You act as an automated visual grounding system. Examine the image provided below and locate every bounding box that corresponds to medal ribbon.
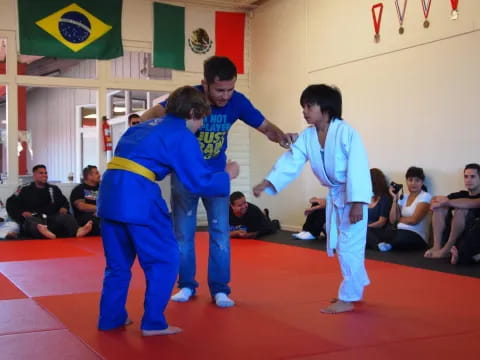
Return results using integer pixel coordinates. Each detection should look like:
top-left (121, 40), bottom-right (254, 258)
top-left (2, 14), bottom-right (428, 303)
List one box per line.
top-left (450, 0), bottom-right (458, 10)
top-left (372, 3), bottom-right (384, 35)
top-left (395, 0), bottom-right (407, 26)
top-left (421, 0), bottom-right (432, 20)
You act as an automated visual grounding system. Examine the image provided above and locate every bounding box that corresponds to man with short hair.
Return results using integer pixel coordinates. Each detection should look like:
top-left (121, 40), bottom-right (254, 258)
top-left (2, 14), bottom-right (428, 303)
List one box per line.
top-left (8, 164), bottom-right (92, 239)
top-left (70, 165), bottom-right (101, 236)
top-left (425, 163), bottom-right (480, 259)
top-left (128, 113), bottom-right (141, 126)
top-left (141, 56), bottom-right (295, 307)
top-left (229, 191), bottom-right (278, 239)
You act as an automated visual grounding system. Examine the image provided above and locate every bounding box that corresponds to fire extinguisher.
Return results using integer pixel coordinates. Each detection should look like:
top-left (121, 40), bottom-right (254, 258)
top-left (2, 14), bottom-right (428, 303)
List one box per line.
top-left (102, 116), bottom-right (113, 152)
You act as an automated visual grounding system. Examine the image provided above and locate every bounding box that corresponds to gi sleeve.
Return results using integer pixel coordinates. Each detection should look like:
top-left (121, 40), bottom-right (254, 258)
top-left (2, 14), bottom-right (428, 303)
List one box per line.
top-left (264, 133), bottom-right (309, 195)
top-left (170, 131), bottom-right (230, 197)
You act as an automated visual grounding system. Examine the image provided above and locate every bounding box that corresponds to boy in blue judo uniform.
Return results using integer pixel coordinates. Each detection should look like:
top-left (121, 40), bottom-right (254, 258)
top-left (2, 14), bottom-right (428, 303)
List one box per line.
top-left (97, 86), bottom-right (239, 336)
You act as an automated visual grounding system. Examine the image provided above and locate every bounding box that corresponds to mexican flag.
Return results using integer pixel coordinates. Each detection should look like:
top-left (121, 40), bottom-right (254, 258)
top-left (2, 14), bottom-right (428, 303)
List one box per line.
top-left (18, 0), bottom-right (123, 59)
top-left (153, 2), bottom-right (246, 73)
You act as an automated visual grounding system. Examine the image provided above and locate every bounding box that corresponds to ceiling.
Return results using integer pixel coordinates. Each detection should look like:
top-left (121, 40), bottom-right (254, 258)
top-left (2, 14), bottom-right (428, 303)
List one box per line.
top-left (187, 0), bottom-right (266, 9)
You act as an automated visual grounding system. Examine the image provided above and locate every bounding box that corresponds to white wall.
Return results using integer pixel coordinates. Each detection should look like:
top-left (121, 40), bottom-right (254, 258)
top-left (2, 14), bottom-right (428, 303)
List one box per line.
top-left (249, 0), bottom-right (480, 230)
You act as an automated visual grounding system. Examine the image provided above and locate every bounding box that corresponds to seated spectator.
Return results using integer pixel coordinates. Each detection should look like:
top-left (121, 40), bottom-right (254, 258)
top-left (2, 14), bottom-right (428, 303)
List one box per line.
top-left (229, 191), bottom-right (278, 238)
top-left (70, 165), bottom-right (101, 236)
top-left (0, 201), bottom-right (20, 239)
top-left (378, 166), bottom-right (431, 251)
top-left (450, 214), bottom-right (480, 265)
top-left (6, 164), bottom-right (92, 239)
top-left (292, 197), bottom-right (326, 240)
top-left (128, 113), bottom-right (141, 126)
top-left (424, 163), bottom-right (480, 259)
top-left (366, 168), bottom-right (393, 250)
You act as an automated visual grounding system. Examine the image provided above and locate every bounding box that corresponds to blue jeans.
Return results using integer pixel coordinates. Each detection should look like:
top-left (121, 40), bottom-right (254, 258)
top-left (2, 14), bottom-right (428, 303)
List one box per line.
top-left (171, 173), bottom-right (231, 296)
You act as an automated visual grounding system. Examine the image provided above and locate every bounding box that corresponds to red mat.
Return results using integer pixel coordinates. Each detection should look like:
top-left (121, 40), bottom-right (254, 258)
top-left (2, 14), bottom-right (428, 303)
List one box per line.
top-left (2, 233), bottom-right (480, 359)
top-left (0, 329), bottom-right (101, 360)
top-left (0, 274), bottom-right (27, 300)
top-left (0, 298), bottom-right (64, 336)
top-left (36, 291), bottom-right (344, 360)
top-left (0, 255), bottom-right (145, 298)
top-left (0, 238), bottom-right (94, 261)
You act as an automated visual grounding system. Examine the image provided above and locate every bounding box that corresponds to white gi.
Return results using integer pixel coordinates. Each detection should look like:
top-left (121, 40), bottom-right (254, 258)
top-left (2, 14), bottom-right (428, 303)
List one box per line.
top-left (265, 118), bottom-right (372, 301)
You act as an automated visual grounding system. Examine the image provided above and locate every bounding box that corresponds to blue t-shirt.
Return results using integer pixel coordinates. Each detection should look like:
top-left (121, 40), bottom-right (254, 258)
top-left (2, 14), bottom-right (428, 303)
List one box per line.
top-left (162, 85), bottom-right (264, 171)
top-left (368, 194), bottom-right (392, 225)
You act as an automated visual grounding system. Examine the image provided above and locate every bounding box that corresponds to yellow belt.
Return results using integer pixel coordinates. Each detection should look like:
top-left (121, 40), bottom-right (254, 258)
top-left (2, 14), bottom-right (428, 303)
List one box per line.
top-left (107, 156), bottom-right (156, 182)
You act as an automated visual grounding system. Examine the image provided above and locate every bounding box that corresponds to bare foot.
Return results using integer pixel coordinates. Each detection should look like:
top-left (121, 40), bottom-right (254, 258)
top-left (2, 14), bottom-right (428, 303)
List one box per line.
top-left (5, 232), bottom-right (18, 239)
top-left (76, 220), bottom-right (93, 237)
top-left (450, 246), bottom-right (459, 265)
top-left (142, 326), bottom-right (182, 336)
top-left (429, 248), bottom-right (451, 259)
top-left (321, 300), bottom-right (354, 314)
top-left (37, 224), bottom-right (56, 239)
top-left (424, 247), bottom-right (440, 258)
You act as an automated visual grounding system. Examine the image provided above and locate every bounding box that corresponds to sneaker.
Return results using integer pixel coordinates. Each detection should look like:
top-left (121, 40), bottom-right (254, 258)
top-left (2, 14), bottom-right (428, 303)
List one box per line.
top-left (295, 231), bottom-right (315, 240)
top-left (378, 242), bottom-right (392, 252)
top-left (292, 231), bottom-right (307, 239)
top-left (214, 292), bottom-right (235, 308)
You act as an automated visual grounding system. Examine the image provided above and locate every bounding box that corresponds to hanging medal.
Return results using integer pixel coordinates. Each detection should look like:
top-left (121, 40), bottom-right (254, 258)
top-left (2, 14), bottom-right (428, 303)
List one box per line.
top-left (421, 0), bottom-right (432, 28)
top-left (372, 3), bottom-right (384, 42)
top-left (395, 0), bottom-right (408, 34)
top-left (450, 0), bottom-right (459, 20)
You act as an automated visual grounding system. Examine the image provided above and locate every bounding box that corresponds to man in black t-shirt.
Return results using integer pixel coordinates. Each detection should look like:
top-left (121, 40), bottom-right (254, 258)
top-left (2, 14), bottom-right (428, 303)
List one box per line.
top-left (70, 165), bottom-right (101, 236)
top-left (7, 164), bottom-right (92, 239)
top-left (425, 163), bottom-right (480, 259)
top-left (229, 191), bottom-right (278, 239)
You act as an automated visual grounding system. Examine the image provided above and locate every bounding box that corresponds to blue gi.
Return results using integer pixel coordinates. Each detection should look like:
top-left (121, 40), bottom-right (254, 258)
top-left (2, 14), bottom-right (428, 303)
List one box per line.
top-left (97, 115), bottom-right (230, 331)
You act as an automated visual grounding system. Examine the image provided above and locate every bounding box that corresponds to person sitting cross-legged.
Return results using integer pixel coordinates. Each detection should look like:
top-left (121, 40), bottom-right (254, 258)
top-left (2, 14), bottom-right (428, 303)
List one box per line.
top-left (70, 165), bottom-right (101, 236)
top-left (292, 197), bottom-right (326, 240)
top-left (7, 164), bottom-right (92, 239)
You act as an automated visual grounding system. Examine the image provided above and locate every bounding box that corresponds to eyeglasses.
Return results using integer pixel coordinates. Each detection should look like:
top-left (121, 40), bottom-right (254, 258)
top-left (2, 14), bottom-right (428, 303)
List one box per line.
top-left (131, 121), bottom-right (140, 125)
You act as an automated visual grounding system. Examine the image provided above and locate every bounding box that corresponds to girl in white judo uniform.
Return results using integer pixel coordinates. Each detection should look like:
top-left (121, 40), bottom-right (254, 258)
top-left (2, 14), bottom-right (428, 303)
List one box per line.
top-left (254, 84), bottom-right (372, 313)
top-left (97, 86), bottom-right (239, 335)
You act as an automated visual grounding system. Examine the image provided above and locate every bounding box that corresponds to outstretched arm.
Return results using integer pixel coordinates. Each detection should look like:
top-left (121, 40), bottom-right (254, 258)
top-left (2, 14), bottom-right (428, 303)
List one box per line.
top-left (140, 104), bottom-right (166, 122)
top-left (255, 119), bottom-right (298, 149)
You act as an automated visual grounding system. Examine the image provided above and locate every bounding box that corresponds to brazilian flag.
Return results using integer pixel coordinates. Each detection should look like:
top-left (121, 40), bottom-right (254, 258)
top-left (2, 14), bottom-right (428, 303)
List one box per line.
top-left (18, 0), bottom-right (123, 59)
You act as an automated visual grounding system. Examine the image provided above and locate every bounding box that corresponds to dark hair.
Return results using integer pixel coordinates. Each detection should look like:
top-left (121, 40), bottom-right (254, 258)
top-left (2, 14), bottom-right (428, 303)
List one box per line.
top-left (82, 165), bottom-right (97, 180)
top-left (230, 191), bottom-right (245, 204)
top-left (204, 56), bottom-right (237, 84)
top-left (405, 166), bottom-right (428, 192)
top-left (32, 164), bottom-right (46, 173)
top-left (464, 163), bottom-right (480, 176)
top-left (165, 86), bottom-right (211, 119)
top-left (370, 168), bottom-right (389, 198)
top-left (300, 84), bottom-right (342, 121)
top-left (128, 113), bottom-right (140, 124)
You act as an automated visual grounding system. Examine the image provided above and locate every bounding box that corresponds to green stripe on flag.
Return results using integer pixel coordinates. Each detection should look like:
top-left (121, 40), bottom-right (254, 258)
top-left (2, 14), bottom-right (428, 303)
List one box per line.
top-left (153, 2), bottom-right (185, 70)
top-left (18, 0), bottom-right (123, 60)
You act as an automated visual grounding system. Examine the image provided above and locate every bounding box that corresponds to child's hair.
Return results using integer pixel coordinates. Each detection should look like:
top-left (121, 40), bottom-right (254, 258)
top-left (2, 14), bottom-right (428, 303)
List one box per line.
top-left (300, 84), bottom-right (342, 120)
top-left (166, 86), bottom-right (211, 119)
